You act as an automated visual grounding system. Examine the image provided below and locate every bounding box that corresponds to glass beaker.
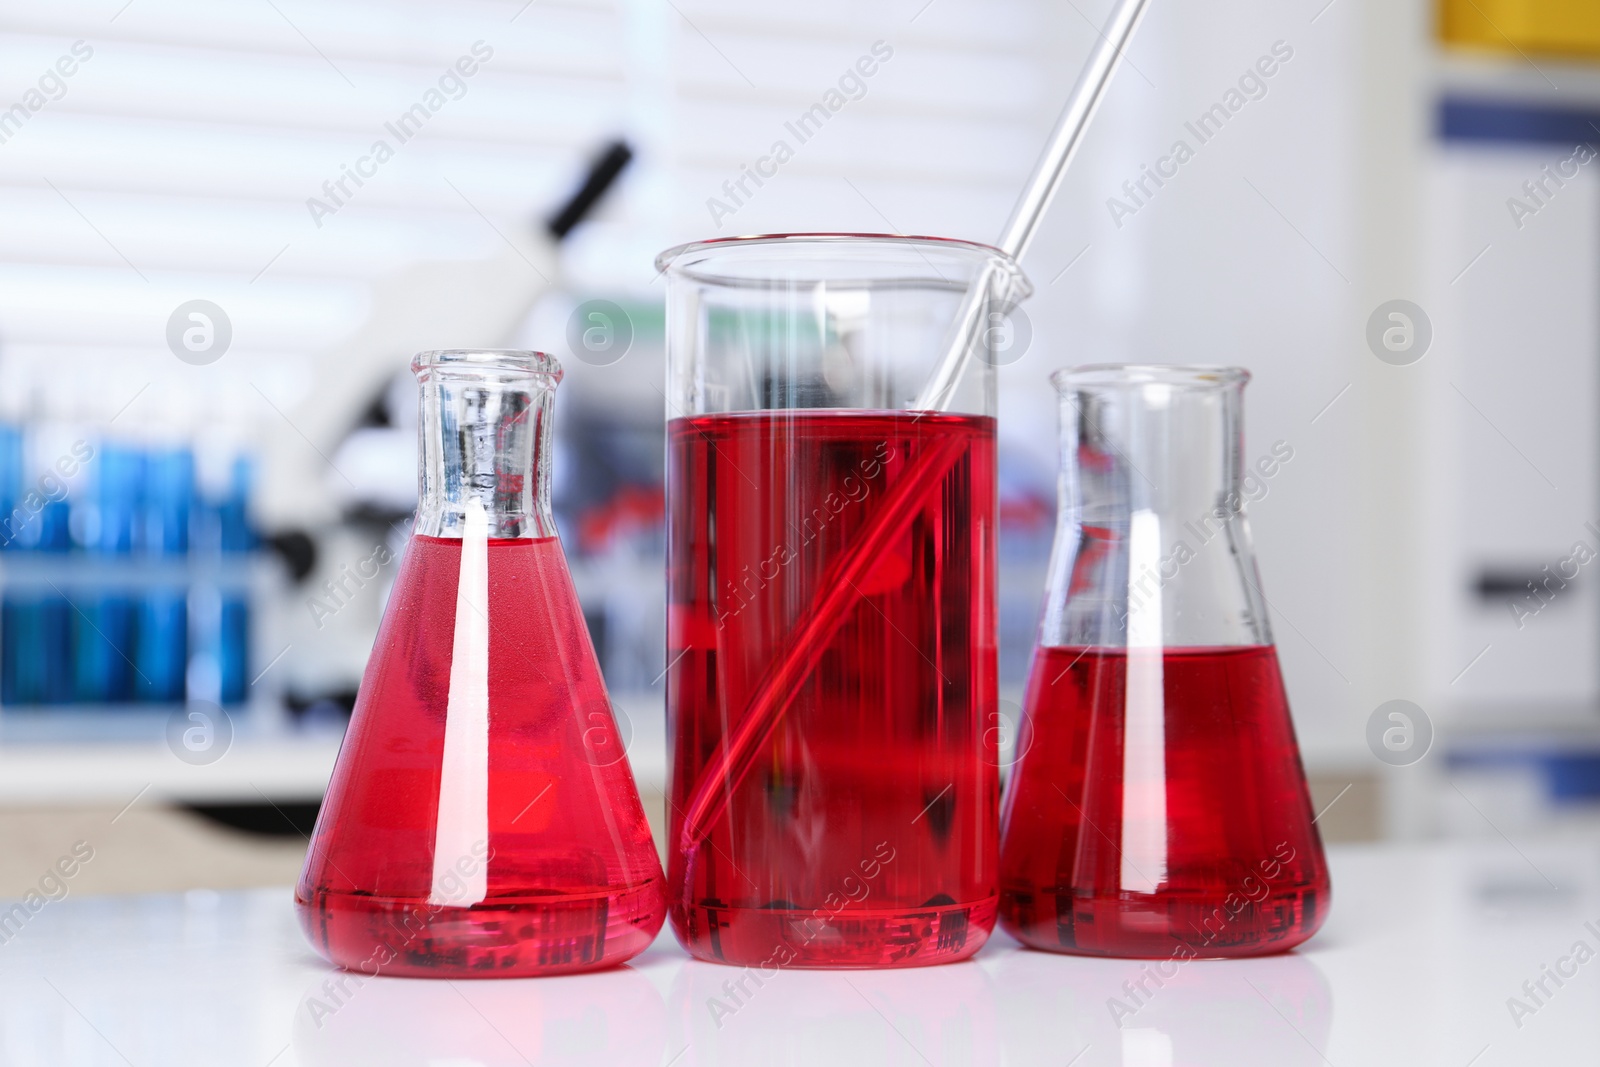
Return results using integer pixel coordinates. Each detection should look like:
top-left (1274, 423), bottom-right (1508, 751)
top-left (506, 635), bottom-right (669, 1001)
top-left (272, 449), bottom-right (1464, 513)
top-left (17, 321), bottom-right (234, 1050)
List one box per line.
top-left (657, 234), bottom-right (1029, 968)
top-left (999, 365), bottom-right (1330, 958)
top-left (296, 350), bottom-right (666, 978)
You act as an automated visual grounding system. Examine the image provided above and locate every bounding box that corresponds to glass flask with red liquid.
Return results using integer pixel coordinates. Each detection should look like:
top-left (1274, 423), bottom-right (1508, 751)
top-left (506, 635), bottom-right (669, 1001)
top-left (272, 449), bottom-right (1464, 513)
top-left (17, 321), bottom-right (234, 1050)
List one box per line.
top-left (999, 364), bottom-right (1330, 959)
top-left (657, 235), bottom-right (1029, 968)
top-left (295, 349), bottom-right (666, 978)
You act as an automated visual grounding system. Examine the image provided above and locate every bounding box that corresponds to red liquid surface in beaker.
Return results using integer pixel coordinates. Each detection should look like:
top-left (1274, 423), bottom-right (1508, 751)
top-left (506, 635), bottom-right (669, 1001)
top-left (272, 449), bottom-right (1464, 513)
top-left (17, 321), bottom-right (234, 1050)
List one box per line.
top-left (667, 411), bottom-right (998, 968)
top-left (999, 645), bottom-right (1329, 958)
top-left (296, 535), bottom-right (666, 978)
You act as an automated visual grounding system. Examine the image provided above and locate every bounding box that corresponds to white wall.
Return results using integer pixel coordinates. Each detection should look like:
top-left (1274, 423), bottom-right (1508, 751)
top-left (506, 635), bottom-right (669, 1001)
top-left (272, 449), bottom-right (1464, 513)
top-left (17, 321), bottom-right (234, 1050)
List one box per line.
top-left (998, 0), bottom-right (1371, 758)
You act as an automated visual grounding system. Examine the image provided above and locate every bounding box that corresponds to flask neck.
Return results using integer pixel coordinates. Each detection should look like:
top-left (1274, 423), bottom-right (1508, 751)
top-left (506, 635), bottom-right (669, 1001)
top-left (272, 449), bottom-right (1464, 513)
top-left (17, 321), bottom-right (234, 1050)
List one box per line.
top-left (414, 357), bottom-right (559, 540)
top-left (1059, 376), bottom-right (1244, 526)
top-left (1044, 366), bottom-right (1271, 649)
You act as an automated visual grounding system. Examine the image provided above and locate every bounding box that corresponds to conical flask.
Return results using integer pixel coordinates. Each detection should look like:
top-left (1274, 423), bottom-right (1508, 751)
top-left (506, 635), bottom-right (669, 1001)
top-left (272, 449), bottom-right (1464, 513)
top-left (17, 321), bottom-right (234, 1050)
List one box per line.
top-left (296, 349), bottom-right (666, 977)
top-left (999, 365), bottom-right (1329, 958)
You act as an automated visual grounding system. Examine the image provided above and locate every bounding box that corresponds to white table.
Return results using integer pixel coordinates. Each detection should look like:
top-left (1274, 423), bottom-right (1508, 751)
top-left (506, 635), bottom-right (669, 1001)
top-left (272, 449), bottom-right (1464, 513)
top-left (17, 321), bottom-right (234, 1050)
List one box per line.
top-left (0, 839), bottom-right (1592, 1065)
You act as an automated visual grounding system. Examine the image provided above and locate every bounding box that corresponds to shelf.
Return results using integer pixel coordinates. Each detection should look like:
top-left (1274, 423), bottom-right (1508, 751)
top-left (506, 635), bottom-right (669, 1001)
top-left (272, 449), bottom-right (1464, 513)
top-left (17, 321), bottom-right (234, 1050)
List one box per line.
top-left (0, 735), bottom-right (342, 806)
top-left (0, 692), bottom-right (671, 807)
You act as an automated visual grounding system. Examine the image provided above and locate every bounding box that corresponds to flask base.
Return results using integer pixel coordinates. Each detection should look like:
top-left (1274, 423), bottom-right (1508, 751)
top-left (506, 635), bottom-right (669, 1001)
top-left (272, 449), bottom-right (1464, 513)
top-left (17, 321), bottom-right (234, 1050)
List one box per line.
top-left (672, 897), bottom-right (997, 969)
top-left (999, 882), bottom-right (1327, 959)
top-left (296, 880), bottom-right (665, 978)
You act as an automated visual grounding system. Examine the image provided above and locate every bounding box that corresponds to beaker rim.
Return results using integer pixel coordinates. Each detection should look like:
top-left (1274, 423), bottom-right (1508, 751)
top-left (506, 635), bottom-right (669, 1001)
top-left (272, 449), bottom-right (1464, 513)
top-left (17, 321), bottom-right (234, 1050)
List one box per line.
top-left (1052, 364), bottom-right (1250, 390)
top-left (413, 349), bottom-right (564, 382)
top-left (654, 233), bottom-right (1032, 297)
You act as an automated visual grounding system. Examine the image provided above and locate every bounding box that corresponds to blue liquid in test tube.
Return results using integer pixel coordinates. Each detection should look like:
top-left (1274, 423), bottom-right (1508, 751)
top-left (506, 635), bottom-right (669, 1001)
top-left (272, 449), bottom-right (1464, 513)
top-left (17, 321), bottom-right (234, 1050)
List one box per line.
top-left (134, 446), bottom-right (192, 704)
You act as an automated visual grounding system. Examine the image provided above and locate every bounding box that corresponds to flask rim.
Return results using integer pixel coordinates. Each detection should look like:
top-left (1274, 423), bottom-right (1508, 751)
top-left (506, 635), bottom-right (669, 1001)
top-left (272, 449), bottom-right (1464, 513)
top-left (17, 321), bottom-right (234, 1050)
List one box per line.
top-left (413, 349), bottom-right (564, 383)
top-left (1053, 364), bottom-right (1249, 390)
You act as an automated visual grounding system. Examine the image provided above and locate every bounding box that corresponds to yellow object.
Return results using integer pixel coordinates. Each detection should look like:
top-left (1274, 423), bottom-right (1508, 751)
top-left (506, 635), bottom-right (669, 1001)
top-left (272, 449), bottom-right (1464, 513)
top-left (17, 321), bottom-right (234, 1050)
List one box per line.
top-left (1440, 0), bottom-right (1600, 58)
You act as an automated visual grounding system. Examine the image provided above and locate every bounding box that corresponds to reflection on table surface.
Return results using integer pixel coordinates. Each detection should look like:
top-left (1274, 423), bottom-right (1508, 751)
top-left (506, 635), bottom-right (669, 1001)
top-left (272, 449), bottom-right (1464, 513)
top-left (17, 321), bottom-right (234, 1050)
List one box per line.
top-left (0, 840), bottom-right (1594, 1065)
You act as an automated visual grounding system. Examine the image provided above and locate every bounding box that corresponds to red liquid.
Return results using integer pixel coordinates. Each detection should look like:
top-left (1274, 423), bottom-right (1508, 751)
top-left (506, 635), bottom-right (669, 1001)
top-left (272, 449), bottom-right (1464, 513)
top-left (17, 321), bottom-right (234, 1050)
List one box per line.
top-left (667, 410), bottom-right (998, 968)
top-left (296, 535), bottom-right (666, 977)
top-left (999, 645), bottom-right (1329, 958)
